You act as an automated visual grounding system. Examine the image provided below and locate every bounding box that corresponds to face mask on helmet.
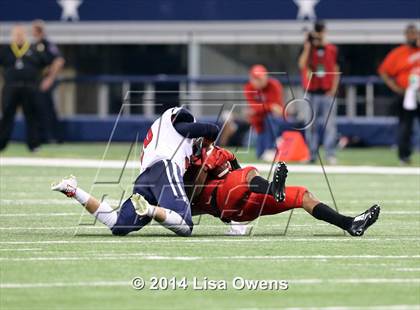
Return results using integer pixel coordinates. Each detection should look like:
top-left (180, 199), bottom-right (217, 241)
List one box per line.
top-left (192, 137), bottom-right (204, 157)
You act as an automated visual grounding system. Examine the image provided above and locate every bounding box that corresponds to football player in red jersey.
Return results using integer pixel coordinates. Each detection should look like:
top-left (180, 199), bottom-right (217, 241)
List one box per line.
top-left (184, 138), bottom-right (380, 237)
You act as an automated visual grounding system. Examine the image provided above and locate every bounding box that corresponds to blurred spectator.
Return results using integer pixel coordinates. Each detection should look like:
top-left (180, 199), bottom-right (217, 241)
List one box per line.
top-left (218, 110), bottom-right (250, 147)
top-left (298, 21), bottom-right (340, 164)
top-left (0, 25), bottom-right (52, 152)
top-left (32, 19), bottom-right (65, 143)
top-left (243, 64), bottom-right (284, 159)
top-left (378, 24), bottom-right (420, 165)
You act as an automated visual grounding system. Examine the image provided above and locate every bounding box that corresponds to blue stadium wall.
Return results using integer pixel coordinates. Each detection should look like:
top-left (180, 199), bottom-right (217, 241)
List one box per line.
top-left (0, 0), bottom-right (418, 21)
top-left (11, 117), bottom-right (402, 146)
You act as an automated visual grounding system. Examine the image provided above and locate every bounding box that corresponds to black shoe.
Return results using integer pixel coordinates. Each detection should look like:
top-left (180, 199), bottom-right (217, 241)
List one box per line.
top-left (271, 162), bottom-right (288, 203)
top-left (347, 204), bottom-right (381, 236)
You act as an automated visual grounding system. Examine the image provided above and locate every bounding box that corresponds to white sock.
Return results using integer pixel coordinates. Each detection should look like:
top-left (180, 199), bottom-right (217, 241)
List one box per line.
top-left (146, 205), bottom-right (156, 218)
top-left (159, 209), bottom-right (191, 237)
top-left (74, 188), bottom-right (90, 205)
top-left (226, 221), bottom-right (248, 236)
top-left (93, 201), bottom-right (118, 229)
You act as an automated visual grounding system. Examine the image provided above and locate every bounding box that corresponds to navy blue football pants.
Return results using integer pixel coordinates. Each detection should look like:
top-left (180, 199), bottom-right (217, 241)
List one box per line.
top-left (111, 160), bottom-right (193, 236)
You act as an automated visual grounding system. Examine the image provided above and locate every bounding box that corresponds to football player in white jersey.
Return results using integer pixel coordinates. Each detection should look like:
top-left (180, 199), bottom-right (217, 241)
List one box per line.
top-left (52, 107), bottom-right (219, 236)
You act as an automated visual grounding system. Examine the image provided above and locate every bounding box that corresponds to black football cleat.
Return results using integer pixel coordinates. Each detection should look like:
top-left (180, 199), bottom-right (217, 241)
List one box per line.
top-left (271, 162), bottom-right (288, 203)
top-left (347, 204), bottom-right (381, 236)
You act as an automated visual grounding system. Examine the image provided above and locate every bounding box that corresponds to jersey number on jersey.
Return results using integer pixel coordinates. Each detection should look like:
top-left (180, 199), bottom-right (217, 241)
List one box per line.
top-left (140, 129), bottom-right (154, 164)
top-left (143, 129), bottom-right (153, 148)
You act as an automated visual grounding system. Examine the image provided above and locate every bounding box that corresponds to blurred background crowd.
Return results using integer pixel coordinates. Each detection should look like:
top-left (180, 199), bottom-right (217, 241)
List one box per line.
top-left (0, 0), bottom-right (419, 164)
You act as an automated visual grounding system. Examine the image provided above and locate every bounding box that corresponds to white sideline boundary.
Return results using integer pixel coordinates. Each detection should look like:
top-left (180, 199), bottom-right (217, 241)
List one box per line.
top-left (1, 279), bottom-right (419, 289)
top-left (1, 157), bottom-right (419, 175)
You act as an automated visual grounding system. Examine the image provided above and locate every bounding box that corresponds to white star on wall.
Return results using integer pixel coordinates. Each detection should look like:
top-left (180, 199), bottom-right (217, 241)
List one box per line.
top-left (293, 0), bottom-right (320, 20)
top-left (57, 0), bottom-right (83, 21)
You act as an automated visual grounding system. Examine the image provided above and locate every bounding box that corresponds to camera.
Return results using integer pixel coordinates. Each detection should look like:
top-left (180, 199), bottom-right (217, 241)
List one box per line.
top-left (314, 20), bottom-right (325, 33)
top-left (306, 21), bottom-right (325, 45)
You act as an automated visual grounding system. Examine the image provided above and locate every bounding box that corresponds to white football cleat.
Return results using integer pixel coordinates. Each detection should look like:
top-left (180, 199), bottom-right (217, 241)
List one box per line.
top-left (226, 221), bottom-right (249, 236)
top-left (131, 193), bottom-right (150, 217)
top-left (51, 175), bottom-right (78, 198)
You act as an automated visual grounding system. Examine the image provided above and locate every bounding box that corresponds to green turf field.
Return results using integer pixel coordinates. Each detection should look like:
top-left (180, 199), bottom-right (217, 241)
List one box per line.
top-left (0, 143), bottom-right (419, 310)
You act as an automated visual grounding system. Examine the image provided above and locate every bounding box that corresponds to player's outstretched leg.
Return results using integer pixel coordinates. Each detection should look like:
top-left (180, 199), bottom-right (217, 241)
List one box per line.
top-left (346, 205), bottom-right (380, 236)
top-left (130, 193), bottom-right (191, 237)
top-left (51, 175), bottom-right (117, 229)
top-left (247, 162), bottom-right (288, 203)
top-left (302, 191), bottom-right (380, 236)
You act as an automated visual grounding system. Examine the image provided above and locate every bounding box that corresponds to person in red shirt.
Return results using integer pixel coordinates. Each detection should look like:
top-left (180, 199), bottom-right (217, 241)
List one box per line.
top-left (298, 21), bottom-right (340, 164)
top-left (378, 24), bottom-right (420, 164)
top-left (243, 64), bottom-right (284, 159)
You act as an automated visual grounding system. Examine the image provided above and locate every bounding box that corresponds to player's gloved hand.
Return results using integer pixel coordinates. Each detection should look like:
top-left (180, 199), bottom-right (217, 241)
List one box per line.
top-left (204, 146), bottom-right (235, 171)
top-left (216, 147), bottom-right (235, 162)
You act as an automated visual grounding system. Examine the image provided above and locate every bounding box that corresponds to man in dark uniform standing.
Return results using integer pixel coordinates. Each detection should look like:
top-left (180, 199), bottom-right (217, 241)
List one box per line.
top-left (32, 20), bottom-right (65, 143)
top-left (0, 25), bottom-right (52, 152)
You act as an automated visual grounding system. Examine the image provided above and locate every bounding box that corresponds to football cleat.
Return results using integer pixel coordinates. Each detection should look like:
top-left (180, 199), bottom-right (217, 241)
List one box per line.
top-left (347, 204), bottom-right (381, 236)
top-left (271, 162), bottom-right (288, 203)
top-left (51, 175), bottom-right (78, 198)
top-left (131, 193), bottom-right (150, 217)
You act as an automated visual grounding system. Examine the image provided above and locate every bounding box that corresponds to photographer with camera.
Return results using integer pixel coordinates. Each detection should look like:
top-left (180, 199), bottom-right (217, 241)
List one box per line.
top-left (298, 21), bottom-right (340, 164)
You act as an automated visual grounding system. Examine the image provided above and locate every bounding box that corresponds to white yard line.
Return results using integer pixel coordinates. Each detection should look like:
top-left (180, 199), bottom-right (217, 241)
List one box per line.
top-left (0, 199), bottom-right (81, 205)
top-left (1, 199), bottom-right (420, 206)
top-left (1, 279), bottom-right (419, 289)
top-left (0, 212), bottom-right (81, 217)
top-left (0, 222), bottom-right (389, 229)
top-left (291, 278), bottom-right (420, 284)
top-left (0, 199), bottom-right (121, 206)
top-left (0, 227), bottom-right (109, 230)
top-left (0, 281), bottom-right (129, 288)
top-left (0, 210), bottom-right (418, 217)
top-left (394, 268), bottom-right (420, 272)
top-left (0, 248), bottom-right (41, 252)
top-left (1, 219), bottom-right (420, 231)
top-left (0, 254), bottom-right (419, 262)
top-left (1, 157), bottom-right (419, 175)
top-left (0, 237), bottom-right (419, 245)
top-left (281, 306), bottom-right (420, 310)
